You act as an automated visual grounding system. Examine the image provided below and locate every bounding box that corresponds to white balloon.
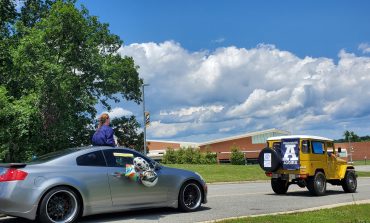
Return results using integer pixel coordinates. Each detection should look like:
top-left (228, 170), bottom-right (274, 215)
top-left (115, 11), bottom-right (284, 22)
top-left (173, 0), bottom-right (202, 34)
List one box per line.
top-left (141, 170), bottom-right (158, 187)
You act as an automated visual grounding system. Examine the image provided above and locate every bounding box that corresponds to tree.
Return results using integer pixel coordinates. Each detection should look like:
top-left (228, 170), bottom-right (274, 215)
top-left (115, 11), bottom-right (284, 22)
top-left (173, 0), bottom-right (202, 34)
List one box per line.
top-left (111, 116), bottom-right (144, 152)
top-left (0, 0), bottom-right (143, 162)
top-left (343, 130), bottom-right (360, 142)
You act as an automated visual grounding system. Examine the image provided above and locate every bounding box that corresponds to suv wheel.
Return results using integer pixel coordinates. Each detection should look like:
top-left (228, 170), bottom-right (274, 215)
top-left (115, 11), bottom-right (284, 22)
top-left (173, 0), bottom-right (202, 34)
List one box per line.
top-left (271, 178), bottom-right (289, 194)
top-left (342, 170), bottom-right (357, 193)
top-left (307, 171), bottom-right (326, 196)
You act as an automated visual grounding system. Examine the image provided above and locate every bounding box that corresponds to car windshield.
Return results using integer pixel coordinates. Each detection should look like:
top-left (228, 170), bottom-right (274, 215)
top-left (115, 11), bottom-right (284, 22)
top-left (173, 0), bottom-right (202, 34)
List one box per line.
top-left (27, 148), bottom-right (80, 164)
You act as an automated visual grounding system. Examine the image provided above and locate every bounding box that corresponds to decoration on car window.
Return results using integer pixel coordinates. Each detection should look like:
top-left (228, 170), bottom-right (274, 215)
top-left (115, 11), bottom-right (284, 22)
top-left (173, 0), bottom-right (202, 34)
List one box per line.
top-left (113, 153), bottom-right (134, 157)
top-left (113, 153), bottom-right (158, 187)
top-left (281, 138), bottom-right (300, 170)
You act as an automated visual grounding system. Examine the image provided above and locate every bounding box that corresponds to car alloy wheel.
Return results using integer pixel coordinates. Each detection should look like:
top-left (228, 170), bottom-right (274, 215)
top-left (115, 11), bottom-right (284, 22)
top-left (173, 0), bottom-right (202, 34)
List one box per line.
top-left (39, 187), bottom-right (80, 223)
top-left (46, 190), bottom-right (78, 223)
top-left (179, 182), bottom-right (202, 211)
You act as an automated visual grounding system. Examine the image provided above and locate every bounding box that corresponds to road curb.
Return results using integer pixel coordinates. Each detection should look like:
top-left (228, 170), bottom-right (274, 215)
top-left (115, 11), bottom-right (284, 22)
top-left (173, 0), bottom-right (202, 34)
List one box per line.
top-left (208, 176), bottom-right (370, 185)
top-left (199, 199), bottom-right (370, 223)
top-left (208, 180), bottom-right (269, 185)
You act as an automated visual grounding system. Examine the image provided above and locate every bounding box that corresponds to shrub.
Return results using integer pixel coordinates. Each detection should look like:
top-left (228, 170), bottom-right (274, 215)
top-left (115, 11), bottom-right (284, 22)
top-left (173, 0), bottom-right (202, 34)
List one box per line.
top-left (161, 146), bottom-right (217, 164)
top-left (184, 147), bottom-right (196, 163)
top-left (162, 147), bottom-right (176, 164)
top-left (230, 145), bottom-right (245, 165)
top-left (176, 147), bottom-right (185, 164)
top-left (204, 150), bottom-right (217, 164)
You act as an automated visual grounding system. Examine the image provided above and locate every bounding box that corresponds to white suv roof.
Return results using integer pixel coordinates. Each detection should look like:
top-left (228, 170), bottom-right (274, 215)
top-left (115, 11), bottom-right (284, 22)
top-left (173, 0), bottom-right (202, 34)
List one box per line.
top-left (267, 135), bottom-right (333, 142)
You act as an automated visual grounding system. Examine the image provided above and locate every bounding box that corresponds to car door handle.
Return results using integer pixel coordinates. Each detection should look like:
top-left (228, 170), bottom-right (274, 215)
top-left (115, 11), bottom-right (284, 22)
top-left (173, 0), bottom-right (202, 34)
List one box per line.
top-left (111, 172), bottom-right (123, 178)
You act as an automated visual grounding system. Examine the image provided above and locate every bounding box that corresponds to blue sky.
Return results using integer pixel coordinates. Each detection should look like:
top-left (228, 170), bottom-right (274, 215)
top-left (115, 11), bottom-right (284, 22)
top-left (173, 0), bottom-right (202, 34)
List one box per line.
top-left (77, 0), bottom-right (370, 141)
top-left (78, 0), bottom-right (370, 59)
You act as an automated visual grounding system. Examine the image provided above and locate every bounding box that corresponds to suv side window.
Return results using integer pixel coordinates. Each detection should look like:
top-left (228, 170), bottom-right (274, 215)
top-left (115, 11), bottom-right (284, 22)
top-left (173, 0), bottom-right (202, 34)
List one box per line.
top-left (301, 140), bottom-right (310, 153)
top-left (273, 142), bottom-right (281, 150)
top-left (312, 141), bottom-right (325, 154)
top-left (76, 150), bottom-right (106, 167)
top-left (326, 142), bottom-right (334, 156)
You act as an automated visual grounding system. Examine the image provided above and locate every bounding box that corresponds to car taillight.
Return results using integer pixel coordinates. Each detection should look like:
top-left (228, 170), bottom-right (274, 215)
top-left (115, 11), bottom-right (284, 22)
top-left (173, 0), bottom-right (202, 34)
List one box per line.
top-left (0, 168), bottom-right (28, 182)
top-left (265, 172), bottom-right (272, 177)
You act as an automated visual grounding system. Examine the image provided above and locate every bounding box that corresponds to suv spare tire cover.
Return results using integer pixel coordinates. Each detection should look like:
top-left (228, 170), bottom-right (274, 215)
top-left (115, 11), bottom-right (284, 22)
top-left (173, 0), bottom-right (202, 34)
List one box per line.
top-left (258, 147), bottom-right (282, 172)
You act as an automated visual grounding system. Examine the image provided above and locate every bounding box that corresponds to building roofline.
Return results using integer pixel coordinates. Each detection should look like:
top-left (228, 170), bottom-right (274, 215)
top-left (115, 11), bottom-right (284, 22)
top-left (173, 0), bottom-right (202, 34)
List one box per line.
top-left (198, 128), bottom-right (290, 146)
top-left (268, 135), bottom-right (333, 141)
top-left (147, 139), bottom-right (200, 146)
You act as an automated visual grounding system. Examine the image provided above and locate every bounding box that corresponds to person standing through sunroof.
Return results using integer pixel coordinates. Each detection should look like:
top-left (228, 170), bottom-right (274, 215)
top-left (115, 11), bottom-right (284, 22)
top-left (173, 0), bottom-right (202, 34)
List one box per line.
top-left (92, 113), bottom-right (115, 147)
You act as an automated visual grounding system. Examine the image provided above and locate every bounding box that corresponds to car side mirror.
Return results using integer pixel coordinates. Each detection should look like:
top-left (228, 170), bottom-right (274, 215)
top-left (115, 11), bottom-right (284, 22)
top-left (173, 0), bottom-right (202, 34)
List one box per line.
top-left (338, 147), bottom-right (342, 153)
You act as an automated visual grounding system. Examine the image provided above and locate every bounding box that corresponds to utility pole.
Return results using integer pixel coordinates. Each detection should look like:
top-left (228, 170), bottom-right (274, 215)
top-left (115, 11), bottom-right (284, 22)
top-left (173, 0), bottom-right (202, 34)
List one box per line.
top-left (348, 131), bottom-right (353, 164)
top-left (142, 84), bottom-right (149, 155)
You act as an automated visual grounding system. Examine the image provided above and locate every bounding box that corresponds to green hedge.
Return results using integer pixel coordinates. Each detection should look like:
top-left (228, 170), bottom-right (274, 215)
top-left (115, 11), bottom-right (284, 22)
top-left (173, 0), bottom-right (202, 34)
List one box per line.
top-left (162, 147), bottom-right (217, 164)
top-left (230, 145), bottom-right (245, 165)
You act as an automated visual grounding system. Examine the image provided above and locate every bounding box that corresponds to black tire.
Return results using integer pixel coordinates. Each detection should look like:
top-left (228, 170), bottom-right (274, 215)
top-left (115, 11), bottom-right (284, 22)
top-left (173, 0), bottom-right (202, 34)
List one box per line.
top-left (38, 186), bottom-right (81, 223)
top-left (271, 178), bottom-right (289, 194)
top-left (307, 172), bottom-right (327, 196)
top-left (258, 147), bottom-right (282, 172)
top-left (178, 182), bottom-right (203, 212)
top-left (342, 170), bottom-right (357, 193)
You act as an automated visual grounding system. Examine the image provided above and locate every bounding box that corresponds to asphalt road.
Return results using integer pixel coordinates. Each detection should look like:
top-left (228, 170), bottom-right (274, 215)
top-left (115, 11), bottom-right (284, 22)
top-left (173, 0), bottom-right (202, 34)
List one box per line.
top-left (355, 165), bottom-right (370, 172)
top-left (1, 178), bottom-right (370, 223)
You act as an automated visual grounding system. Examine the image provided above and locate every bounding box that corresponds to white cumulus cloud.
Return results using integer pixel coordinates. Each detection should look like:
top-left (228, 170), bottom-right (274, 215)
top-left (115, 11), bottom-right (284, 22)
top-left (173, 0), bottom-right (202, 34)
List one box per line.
top-left (101, 107), bottom-right (133, 119)
top-left (119, 41), bottom-right (370, 140)
top-left (160, 105), bottom-right (224, 117)
top-left (359, 43), bottom-right (370, 54)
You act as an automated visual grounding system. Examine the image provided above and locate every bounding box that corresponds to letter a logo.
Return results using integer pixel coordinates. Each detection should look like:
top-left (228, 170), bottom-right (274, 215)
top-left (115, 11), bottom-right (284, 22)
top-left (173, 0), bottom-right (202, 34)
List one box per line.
top-left (283, 145), bottom-right (298, 161)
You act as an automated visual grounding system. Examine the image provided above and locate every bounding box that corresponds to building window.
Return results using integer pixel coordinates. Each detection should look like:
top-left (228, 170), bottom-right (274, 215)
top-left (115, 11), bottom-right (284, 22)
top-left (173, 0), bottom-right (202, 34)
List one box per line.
top-left (252, 132), bottom-right (288, 144)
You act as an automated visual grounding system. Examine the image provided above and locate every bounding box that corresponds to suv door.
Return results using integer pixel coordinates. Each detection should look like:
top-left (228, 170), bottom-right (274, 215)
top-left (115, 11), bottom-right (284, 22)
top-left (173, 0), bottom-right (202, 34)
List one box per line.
top-left (311, 141), bottom-right (328, 175)
top-left (103, 148), bottom-right (168, 209)
top-left (326, 142), bottom-right (338, 179)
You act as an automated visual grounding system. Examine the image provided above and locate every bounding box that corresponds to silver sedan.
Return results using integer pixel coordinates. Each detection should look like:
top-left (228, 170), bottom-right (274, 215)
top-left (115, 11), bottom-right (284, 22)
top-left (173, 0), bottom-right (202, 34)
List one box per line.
top-left (0, 146), bottom-right (207, 223)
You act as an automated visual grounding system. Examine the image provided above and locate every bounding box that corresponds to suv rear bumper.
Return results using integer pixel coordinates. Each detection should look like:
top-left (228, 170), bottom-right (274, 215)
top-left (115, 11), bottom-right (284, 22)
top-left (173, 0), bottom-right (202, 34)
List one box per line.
top-left (271, 173), bottom-right (308, 180)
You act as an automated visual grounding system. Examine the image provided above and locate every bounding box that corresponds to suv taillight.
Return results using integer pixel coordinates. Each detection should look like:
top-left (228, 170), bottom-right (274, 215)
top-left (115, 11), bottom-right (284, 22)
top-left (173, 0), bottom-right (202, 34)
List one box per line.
top-left (0, 168), bottom-right (28, 182)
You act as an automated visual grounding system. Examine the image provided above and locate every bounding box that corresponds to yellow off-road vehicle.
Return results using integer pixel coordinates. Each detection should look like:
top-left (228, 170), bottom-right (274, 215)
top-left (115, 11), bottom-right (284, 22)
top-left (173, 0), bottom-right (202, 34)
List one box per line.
top-left (258, 135), bottom-right (357, 196)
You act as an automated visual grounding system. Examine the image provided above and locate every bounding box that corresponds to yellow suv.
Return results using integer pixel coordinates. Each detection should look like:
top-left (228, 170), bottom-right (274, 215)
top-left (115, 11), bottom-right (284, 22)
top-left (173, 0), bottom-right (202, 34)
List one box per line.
top-left (258, 135), bottom-right (357, 196)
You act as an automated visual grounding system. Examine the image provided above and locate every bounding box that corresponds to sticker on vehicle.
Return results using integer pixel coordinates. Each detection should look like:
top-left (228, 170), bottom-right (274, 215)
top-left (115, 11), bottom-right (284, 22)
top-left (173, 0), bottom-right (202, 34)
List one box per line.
top-left (264, 153), bottom-right (272, 168)
top-left (281, 138), bottom-right (300, 170)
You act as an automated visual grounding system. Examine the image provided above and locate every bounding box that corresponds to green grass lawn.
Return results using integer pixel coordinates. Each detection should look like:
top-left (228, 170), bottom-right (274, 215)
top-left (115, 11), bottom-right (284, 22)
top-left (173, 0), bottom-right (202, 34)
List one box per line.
top-left (357, 171), bottom-right (370, 177)
top-left (165, 164), bottom-right (269, 183)
top-left (219, 204), bottom-right (370, 223)
top-left (353, 160), bottom-right (370, 165)
top-left (165, 164), bottom-right (370, 183)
